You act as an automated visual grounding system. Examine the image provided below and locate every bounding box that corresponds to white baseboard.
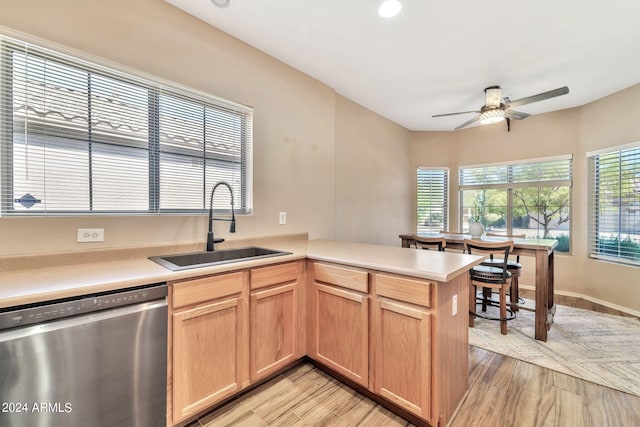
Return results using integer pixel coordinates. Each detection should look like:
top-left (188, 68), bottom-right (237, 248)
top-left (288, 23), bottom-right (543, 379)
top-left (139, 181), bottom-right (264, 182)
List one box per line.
top-left (519, 284), bottom-right (640, 318)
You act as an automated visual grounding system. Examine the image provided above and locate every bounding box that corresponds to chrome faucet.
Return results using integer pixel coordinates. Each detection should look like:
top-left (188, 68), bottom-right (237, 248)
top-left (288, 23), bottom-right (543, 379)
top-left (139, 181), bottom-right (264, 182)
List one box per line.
top-left (207, 181), bottom-right (236, 251)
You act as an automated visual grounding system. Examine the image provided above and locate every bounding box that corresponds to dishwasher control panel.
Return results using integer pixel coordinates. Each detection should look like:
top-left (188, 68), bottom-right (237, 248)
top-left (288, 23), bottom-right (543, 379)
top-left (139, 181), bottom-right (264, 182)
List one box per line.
top-left (0, 283), bottom-right (167, 331)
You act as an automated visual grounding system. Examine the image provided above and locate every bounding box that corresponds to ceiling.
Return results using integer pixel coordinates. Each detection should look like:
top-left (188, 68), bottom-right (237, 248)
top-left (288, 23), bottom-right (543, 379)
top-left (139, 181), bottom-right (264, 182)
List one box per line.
top-left (164, 0), bottom-right (640, 131)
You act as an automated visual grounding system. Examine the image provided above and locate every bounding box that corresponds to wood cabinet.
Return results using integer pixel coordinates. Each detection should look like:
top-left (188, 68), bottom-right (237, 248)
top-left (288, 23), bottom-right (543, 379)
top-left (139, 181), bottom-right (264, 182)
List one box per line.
top-left (249, 261), bottom-right (305, 381)
top-left (170, 271), bottom-right (249, 424)
top-left (167, 254), bottom-right (471, 427)
top-left (372, 273), bottom-right (432, 420)
top-left (308, 261), bottom-right (369, 387)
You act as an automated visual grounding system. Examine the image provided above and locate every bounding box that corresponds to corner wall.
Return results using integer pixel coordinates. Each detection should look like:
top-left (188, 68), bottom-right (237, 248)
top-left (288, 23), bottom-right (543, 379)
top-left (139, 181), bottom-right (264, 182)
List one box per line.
top-left (411, 87), bottom-right (640, 313)
top-left (0, 0), bottom-right (340, 254)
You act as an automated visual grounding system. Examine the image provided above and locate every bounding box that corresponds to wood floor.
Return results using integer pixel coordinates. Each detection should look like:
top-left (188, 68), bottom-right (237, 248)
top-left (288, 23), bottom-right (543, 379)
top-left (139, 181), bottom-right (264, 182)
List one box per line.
top-left (188, 347), bottom-right (640, 427)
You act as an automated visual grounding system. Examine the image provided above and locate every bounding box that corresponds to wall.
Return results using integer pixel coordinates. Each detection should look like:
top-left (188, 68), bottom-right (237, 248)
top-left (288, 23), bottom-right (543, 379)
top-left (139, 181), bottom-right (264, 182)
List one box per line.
top-left (0, 0), bottom-right (413, 257)
top-left (411, 88), bottom-right (640, 313)
top-left (335, 95), bottom-right (412, 246)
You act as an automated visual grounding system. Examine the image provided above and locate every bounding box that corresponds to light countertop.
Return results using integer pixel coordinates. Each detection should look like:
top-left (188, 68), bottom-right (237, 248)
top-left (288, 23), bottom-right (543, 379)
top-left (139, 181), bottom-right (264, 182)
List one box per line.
top-left (0, 238), bottom-right (483, 309)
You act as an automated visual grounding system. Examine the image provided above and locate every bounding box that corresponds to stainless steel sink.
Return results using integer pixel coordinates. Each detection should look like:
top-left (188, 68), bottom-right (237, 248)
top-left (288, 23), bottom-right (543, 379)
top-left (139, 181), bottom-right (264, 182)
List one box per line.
top-left (149, 246), bottom-right (291, 271)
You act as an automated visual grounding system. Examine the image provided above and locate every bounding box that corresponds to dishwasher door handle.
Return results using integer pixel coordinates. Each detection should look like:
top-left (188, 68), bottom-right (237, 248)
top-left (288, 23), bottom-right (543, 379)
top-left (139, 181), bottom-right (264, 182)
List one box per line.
top-left (0, 299), bottom-right (166, 343)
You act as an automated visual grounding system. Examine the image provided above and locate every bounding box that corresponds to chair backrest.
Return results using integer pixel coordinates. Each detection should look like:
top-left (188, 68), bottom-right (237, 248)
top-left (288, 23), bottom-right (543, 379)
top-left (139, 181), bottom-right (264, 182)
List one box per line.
top-left (465, 239), bottom-right (514, 269)
top-left (413, 236), bottom-right (446, 251)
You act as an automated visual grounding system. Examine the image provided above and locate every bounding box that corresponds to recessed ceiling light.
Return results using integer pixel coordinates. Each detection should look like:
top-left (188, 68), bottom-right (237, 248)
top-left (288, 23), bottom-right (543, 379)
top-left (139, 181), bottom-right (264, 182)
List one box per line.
top-left (378, 0), bottom-right (402, 18)
top-left (211, 0), bottom-right (231, 9)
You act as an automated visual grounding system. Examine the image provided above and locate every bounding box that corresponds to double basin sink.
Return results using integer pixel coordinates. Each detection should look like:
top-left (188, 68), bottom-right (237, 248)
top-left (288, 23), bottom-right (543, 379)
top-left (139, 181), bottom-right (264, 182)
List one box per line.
top-left (149, 246), bottom-right (291, 271)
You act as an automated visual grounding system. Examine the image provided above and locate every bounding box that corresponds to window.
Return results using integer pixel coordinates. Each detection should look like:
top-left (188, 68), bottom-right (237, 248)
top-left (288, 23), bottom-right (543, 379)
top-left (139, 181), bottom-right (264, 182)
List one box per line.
top-left (459, 156), bottom-right (572, 252)
top-left (417, 167), bottom-right (448, 233)
top-left (588, 143), bottom-right (640, 266)
top-left (0, 34), bottom-right (252, 215)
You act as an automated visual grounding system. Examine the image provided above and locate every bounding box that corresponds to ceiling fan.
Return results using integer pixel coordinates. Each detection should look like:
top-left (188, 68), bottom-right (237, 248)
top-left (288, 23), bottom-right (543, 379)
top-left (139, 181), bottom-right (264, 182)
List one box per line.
top-left (433, 85), bottom-right (569, 131)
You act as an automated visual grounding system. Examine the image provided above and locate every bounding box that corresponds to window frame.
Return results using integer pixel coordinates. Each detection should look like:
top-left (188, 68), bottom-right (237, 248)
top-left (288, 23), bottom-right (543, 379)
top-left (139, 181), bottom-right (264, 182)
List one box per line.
top-left (458, 156), bottom-right (573, 252)
top-left (587, 142), bottom-right (640, 267)
top-left (0, 33), bottom-right (253, 216)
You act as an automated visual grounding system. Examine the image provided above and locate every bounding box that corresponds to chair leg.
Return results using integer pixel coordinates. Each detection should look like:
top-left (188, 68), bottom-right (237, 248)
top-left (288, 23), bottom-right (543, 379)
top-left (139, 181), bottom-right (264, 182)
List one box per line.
top-left (500, 286), bottom-right (507, 335)
top-left (510, 275), bottom-right (519, 312)
top-left (469, 284), bottom-right (476, 327)
top-left (482, 287), bottom-right (491, 311)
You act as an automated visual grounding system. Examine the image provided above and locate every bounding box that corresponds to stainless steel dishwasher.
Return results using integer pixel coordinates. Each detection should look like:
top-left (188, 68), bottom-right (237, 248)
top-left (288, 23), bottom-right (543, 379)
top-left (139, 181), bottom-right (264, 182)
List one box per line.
top-left (0, 283), bottom-right (167, 427)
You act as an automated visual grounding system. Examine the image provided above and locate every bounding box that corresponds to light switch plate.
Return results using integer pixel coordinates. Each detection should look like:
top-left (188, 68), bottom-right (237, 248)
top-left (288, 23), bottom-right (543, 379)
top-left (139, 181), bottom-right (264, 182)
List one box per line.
top-left (279, 211), bottom-right (286, 225)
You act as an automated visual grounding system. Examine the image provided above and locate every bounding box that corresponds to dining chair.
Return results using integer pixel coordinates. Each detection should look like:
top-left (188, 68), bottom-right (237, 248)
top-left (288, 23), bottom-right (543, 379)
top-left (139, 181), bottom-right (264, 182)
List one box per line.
top-left (465, 239), bottom-right (515, 335)
top-left (484, 233), bottom-right (525, 310)
top-left (412, 236), bottom-right (446, 251)
top-left (438, 230), bottom-right (469, 252)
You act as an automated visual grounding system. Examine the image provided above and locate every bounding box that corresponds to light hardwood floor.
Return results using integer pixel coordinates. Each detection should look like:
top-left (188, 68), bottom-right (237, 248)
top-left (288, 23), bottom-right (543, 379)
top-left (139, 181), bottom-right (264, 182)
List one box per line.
top-left (188, 347), bottom-right (640, 427)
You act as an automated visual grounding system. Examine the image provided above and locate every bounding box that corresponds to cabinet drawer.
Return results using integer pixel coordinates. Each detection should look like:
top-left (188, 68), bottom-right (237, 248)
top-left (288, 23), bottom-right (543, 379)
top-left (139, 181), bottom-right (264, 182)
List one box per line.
top-left (173, 271), bottom-right (244, 309)
top-left (313, 262), bottom-right (368, 293)
top-left (375, 273), bottom-right (431, 307)
top-left (250, 261), bottom-right (298, 290)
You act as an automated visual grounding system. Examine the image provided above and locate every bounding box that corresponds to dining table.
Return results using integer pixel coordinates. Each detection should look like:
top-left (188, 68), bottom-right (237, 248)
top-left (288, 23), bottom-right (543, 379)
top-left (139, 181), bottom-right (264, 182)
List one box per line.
top-left (399, 232), bottom-right (558, 342)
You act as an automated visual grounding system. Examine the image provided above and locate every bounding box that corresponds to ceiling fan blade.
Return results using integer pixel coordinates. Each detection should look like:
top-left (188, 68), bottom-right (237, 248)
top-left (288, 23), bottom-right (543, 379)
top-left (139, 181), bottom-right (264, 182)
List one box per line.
top-left (504, 110), bottom-right (530, 120)
top-left (432, 110), bottom-right (480, 118)
top-left (455, 115), bottom-right (482, 130)
top-left (508, 86), bottom-right (569, 108)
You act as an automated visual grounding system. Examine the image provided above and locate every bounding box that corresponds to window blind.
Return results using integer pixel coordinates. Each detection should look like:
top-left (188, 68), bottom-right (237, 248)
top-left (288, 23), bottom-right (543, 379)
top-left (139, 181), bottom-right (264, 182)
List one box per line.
top-left (0, 34), bottom-right (253, 216)
top-left (417, 167), bottom-right (448, 233)
top-left (459, 156), bottom-right (572, 189)
top-left (588, 144), bottom-right (640, 266)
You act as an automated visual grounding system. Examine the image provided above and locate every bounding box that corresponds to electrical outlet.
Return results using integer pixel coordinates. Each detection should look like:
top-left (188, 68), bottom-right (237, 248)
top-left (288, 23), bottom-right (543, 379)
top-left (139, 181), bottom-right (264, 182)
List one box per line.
top-left (77, 228), bottom-right (104, 243)
top-left (279, 211), bottom-right (286, 225)
top-left (452, 294), bottom-right (458, 316)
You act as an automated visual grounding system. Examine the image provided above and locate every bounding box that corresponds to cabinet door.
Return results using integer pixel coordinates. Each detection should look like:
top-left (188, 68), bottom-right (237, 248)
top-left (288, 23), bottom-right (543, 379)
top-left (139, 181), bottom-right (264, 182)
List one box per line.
top-left (310, 282), bottom-right (368, 387)
top-left (172, 296), bottom-right (245, 422)
top-left (250, 283), bottom-right (298, 381)
top-left (373, 298), bottom-right (431, 420)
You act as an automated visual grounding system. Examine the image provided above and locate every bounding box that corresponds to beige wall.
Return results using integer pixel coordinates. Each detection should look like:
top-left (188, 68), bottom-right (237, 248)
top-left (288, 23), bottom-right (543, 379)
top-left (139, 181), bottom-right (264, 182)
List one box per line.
top-left (0, 0), bottom-right (343, 254)
top-left (0, 0), bottom-right (412, 256)
top-left (411, 87), bottom-right (640, 312)
top-left (335, 95), bottom-right (412, 246)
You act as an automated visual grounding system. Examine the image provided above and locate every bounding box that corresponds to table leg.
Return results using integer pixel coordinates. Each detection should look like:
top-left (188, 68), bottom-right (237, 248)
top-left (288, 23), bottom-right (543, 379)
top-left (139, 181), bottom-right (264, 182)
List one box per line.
top-left (547, 251), bottom-right (555, 331)
top-left (535, 249), bottom-right (553, 341)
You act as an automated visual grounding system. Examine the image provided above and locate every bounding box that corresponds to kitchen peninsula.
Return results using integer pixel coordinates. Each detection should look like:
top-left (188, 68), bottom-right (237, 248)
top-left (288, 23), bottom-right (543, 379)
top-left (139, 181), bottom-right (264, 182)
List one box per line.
top-left (0, 236), bottom-right (483, 427)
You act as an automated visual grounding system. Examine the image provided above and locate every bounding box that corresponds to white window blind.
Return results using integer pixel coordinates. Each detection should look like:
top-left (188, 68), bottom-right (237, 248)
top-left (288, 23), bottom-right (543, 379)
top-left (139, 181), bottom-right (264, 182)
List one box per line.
top-left (588, 144), bottom-right (640, 266)
top-left (417, 167), bottom-right (448, 233)
top-left (0, 34), bottom-right (253, 215)
top-left (459, 156), bottom-right (572, 189)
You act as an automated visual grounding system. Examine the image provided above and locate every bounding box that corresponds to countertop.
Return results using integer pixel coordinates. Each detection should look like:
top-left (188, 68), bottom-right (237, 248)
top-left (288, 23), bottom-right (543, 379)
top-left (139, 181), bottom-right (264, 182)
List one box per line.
top-left (0, 238), bottom-right (483, 309)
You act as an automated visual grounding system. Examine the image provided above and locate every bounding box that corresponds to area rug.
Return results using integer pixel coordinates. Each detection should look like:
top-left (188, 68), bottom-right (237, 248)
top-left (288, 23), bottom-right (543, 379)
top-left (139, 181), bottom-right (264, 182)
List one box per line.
top-left (468, 301), bottom-right (640, 397)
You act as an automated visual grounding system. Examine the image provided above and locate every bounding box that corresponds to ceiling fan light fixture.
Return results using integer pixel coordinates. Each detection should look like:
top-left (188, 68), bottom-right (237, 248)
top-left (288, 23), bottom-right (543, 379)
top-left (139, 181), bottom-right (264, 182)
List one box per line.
top-left (378, 0), bottom-right (402, 18)
top-left (480, 108), bottom-right (505, 124)
top-left (211, 0), bottom-right (231, 9)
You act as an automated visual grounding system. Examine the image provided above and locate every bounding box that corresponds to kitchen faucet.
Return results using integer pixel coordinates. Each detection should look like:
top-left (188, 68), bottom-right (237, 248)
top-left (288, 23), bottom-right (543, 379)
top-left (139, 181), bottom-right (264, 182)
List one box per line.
top-left (207, 181), bottom-right (236, 251)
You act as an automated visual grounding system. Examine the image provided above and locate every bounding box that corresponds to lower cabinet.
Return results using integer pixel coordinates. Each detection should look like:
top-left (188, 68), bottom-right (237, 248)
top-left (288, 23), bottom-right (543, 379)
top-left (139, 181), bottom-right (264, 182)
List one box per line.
top-left (168, 259), bottom-right (468, 427)
top-left (310, 282), bottom-right (369, 386)
top-left (308, 261), bottom-right (369, 387)
top-left (171, 272), bottom-right (248, 423)
top-left (373, 298), bottom-right (431, 420)
top-left (169, 261), bottom-right (304, 425)
top-left (373, 273), bottom-right (433, 421)
top-left (249, 260), bottom-right (303, 381)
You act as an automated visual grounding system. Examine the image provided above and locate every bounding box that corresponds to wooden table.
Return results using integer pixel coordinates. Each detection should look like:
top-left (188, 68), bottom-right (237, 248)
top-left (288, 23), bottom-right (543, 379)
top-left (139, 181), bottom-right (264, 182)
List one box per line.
top-left (400, 233), bottom-right (558, 341)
